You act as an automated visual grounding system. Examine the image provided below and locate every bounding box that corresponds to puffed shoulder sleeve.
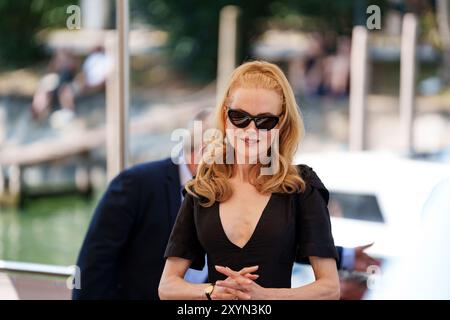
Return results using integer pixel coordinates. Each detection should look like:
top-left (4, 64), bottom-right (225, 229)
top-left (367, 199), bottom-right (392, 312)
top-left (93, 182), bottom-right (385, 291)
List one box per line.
top-left (295, 165), bottom-right (338, 262)
top-left (164, 192), bottom-right (205, 270)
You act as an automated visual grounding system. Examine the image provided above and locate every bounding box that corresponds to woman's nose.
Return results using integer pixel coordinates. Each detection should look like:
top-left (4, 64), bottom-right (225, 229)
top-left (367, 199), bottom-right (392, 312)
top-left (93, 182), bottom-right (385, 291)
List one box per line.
top-left (246, 119), bottom-right (258, 131)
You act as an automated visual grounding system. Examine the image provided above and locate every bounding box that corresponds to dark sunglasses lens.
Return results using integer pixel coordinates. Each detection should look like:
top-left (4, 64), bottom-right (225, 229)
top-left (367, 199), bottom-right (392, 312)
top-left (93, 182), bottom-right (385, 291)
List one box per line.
top-left (228, 110), bottom-right (250, 128)
top-left (255, 117), bottom-right (279, 130)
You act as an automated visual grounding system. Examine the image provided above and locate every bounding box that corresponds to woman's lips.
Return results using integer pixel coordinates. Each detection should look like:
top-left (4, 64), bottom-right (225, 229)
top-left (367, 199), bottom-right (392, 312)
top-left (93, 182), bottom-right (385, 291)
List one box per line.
top-left (241, 137), bottom-right (259, 145)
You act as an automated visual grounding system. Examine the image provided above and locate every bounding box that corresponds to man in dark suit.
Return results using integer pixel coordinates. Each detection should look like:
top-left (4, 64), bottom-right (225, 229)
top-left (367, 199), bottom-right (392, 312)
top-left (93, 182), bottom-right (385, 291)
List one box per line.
top-left (73, 157), bottom-right (185, 299)
top-left (72, 110), bottom-right (210, 299)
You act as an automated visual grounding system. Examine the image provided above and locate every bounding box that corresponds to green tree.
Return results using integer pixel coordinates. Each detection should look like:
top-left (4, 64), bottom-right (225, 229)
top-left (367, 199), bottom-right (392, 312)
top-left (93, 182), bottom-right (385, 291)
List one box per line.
top-left (0, 0), bottom-right (74, 67)
top-left (132, 0), bottom-right (387, 82)
top-left (132, 0), bottom-right (274, 82)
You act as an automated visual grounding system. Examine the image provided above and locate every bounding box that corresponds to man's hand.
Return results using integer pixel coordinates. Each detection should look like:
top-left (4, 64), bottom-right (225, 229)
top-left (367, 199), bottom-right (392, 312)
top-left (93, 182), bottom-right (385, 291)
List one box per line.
top-left (353, 243), bottom-right (381, 272)
top-left (339, 243), bottom-right (381, 300)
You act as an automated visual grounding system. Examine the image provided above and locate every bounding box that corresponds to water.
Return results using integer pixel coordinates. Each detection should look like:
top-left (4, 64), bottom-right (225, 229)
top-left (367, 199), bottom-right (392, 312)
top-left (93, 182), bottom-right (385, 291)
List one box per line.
top-left (0, 91), bottom-right (206, 267)
top-left (0, 193), bottom-right (100, 266)
top-left (0, 93), bottom-right (209, 268)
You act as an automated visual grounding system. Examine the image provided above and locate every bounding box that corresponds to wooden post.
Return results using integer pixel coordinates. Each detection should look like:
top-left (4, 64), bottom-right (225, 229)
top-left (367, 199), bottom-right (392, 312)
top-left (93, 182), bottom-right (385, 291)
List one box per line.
top-left (81, 0), bottom-right (111, 29)
top-left (349, 26), bottom-right (369, 151)
top-left (116, 0), bottom-right (129, 172)
top-left (105, 34), bottom-right (116, 183)
top-left (8, 165), bottom-right (21, 198)
top-left (399, 13), bottom-right (418, 155)
top-left (0, 106), bottom-right (5, 145)
top-left (436, 0), bottom-right (450, 85)
top-left (106, 0), bottom-right (129, 182)
top-left (216, 5), bottom-right (240, 105)
top-left (0, 165), bottom-right (4, 195)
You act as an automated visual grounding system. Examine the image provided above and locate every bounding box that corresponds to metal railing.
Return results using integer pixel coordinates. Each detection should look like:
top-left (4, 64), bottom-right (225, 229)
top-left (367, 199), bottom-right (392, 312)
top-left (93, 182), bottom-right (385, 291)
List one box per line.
top-left (0, 260), bottom-right (74, 277)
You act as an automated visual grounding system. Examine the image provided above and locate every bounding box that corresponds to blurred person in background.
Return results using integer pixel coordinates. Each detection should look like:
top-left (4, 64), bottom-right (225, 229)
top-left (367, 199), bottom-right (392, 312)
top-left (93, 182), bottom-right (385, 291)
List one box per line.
top-left (31, 46), bottom-right (111, 127)
top-left (300, 33), bottom-right (327, 97)
top-left (323, 36), bottom-right (350, 98)
top-left (72, 46), bottom-right (112, 96)
top-left (30, 48), bottom-right (78, 121)
top-left (290, 33), bottom-right (350, 99)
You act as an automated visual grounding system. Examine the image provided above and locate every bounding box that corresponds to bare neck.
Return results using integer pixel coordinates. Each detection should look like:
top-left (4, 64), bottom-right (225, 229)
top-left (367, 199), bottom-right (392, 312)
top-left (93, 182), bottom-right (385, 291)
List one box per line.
top-left (232, 164), bottom-right (251, 183)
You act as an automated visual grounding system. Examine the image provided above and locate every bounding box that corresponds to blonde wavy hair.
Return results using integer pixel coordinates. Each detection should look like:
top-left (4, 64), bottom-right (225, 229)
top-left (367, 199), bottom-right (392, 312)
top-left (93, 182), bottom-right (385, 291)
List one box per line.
top-left (186, 60), bottom-right (306, 207)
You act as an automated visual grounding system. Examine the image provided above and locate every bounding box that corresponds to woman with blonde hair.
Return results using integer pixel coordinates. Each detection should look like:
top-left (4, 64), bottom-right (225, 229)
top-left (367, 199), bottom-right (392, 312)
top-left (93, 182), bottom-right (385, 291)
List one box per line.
top-left (159, 60), bottom-right (340, 300)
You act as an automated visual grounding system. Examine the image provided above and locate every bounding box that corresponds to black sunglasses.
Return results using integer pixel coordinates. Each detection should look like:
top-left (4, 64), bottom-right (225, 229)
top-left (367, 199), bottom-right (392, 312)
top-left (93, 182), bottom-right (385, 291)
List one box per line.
top-left (227, 107), bottom-right (281, 130)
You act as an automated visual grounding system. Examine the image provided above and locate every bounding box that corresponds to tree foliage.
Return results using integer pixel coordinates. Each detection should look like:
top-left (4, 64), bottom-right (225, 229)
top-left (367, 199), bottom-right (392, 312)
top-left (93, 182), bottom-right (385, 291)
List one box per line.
top-left (0, 0), bottom-right (74, 67)
top-left (131, 0), bottom-right (388, 81)
top-left (1, 0), bottom-right (389, 79)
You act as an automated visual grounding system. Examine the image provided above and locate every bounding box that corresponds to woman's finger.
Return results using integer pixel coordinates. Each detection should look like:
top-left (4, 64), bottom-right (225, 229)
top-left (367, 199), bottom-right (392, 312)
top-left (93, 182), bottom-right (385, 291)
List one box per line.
top-left (215, 265), bottom-right (236, 278)
top-left (225, 288), bottom-right (251, 300)
top-left (244, 273), bottom-right (259, 280)
top-left (216, 266), bottom-right (251, 284)
top-left (211, 292), bottom-right (236, 300)
top-left (215, 279), bottom-right (242, 291)
top-left (234, 275), bottom-right (253, 286)
top-left (218, 276), bottom-right (253, 291)
top-left (239, 266), bottom-right (259, 275)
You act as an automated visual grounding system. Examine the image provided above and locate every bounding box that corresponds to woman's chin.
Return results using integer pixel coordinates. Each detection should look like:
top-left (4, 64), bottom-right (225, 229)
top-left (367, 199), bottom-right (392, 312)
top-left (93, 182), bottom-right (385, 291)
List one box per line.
top-left (234, 151), bottom-right (269, 165)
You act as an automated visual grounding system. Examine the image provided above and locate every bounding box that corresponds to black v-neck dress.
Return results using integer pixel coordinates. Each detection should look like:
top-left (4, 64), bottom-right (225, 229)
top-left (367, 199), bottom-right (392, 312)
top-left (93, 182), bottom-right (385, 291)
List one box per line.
top-left (164, 165), bottom-right (338, 288)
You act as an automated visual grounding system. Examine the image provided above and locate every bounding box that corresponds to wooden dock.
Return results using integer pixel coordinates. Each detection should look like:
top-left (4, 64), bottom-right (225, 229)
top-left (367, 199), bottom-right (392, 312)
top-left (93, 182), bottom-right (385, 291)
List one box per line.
top-left (0, 97), bottom-right (212, 206)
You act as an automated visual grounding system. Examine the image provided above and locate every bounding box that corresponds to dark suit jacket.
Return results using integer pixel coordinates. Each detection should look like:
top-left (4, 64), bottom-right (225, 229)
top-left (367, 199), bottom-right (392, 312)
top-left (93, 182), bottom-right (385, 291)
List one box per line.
top-left (73, 158), bottom-right (182, 299)
top-left (72, 158), bottom-right (343, 300)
